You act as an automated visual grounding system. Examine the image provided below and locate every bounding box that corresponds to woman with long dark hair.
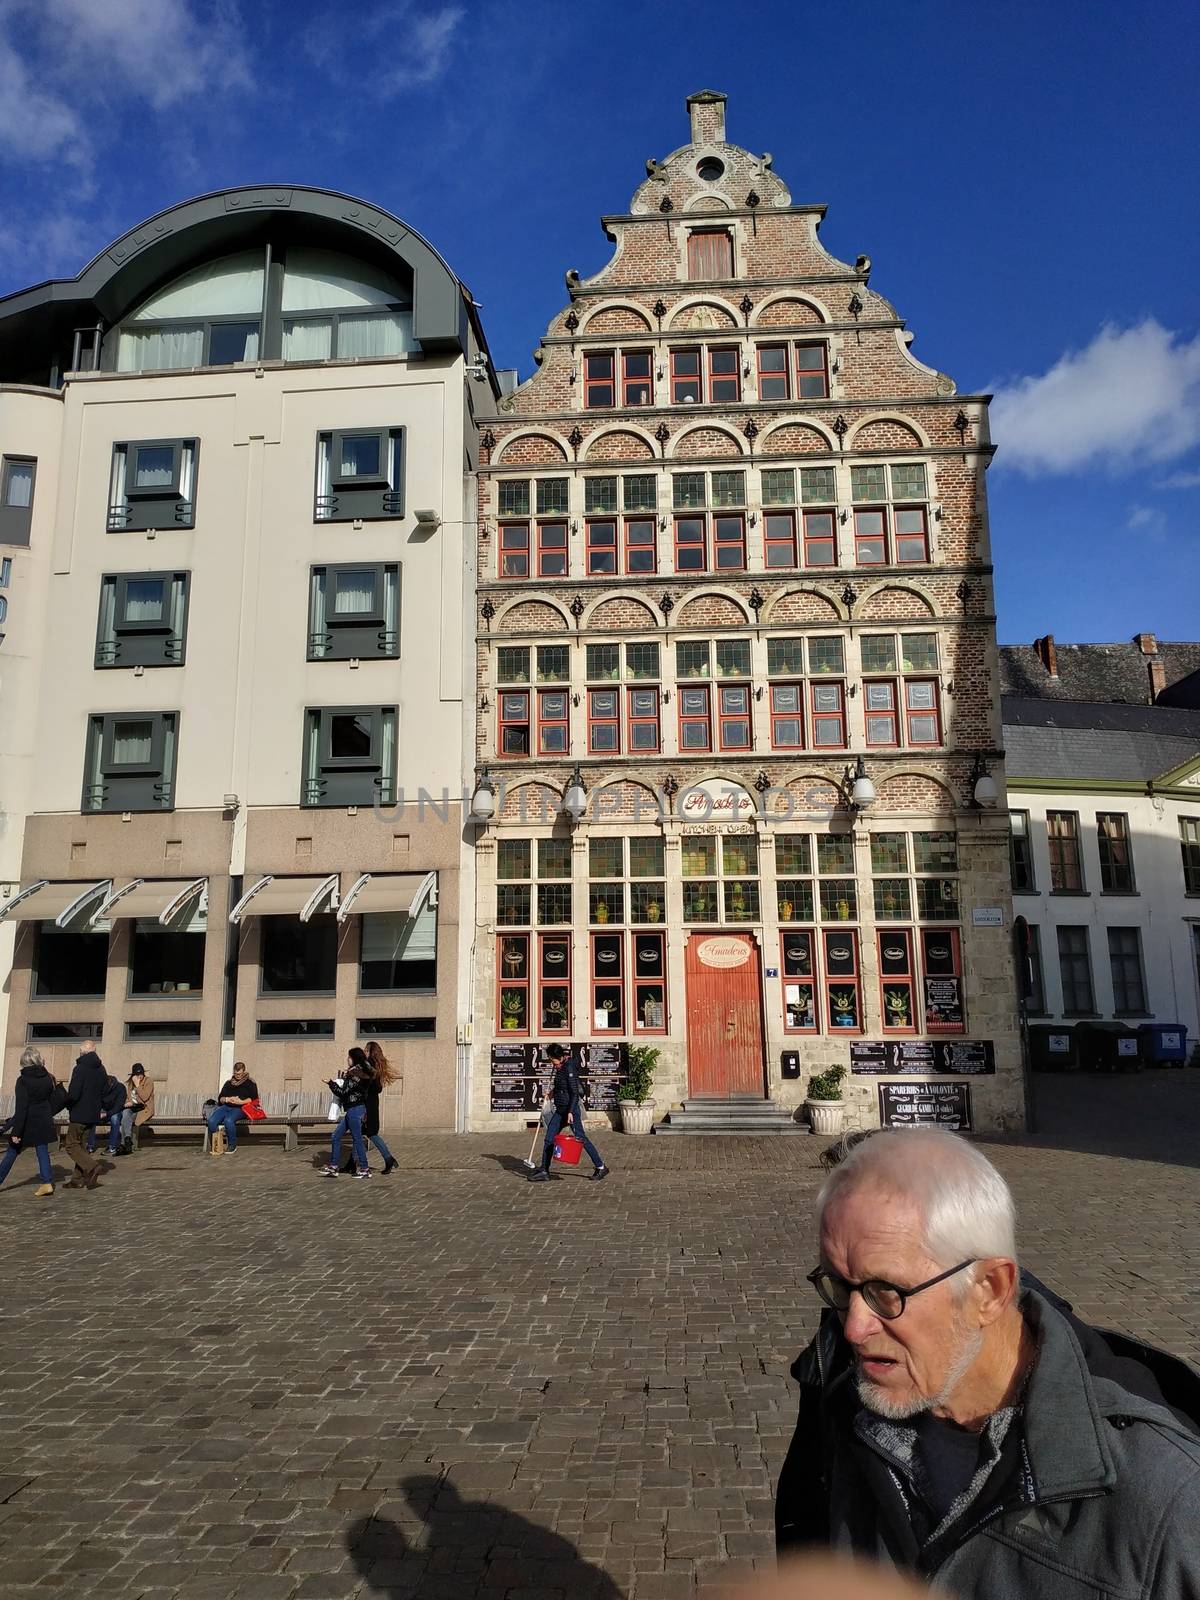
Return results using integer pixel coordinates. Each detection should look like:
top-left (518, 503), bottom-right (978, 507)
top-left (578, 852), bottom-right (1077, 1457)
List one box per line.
top-left (322, 1048), bottom-right (372, 1179)
top-left (363, 1040), bottom-right (399, 1175)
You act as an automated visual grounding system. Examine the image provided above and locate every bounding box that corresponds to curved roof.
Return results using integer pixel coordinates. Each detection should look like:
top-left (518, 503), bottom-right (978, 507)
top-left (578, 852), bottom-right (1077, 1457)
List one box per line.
top-left (0, 184), bottom-right (483, 382)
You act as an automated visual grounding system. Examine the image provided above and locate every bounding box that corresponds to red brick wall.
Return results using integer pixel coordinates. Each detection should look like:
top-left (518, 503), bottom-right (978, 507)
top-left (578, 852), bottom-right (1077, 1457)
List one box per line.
top-left (675, 594), bottom-right (750, 629)
top-left (582, 429), bottom-right (656, 462)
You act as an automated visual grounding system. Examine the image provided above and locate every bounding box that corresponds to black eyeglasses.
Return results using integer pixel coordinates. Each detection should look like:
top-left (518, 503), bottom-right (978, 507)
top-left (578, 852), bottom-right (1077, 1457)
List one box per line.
top-left (806, 1259), bottom-right (975, 1321)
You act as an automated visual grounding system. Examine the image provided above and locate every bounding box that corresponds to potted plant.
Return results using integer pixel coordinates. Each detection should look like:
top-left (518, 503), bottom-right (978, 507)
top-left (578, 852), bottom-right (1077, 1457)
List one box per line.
top-left (500, 992), bottom-right (524, 1030)
top-left (618, 1044), bottom-right (658, 1134)
top-left (595, 900), bottom-right (609, 925)
top-left (806, 1064), bottom-right (846, 1135)
top-left (779, 896), bottom-right (793, 922)
top-left (836, 896), bottom-right (851, 921)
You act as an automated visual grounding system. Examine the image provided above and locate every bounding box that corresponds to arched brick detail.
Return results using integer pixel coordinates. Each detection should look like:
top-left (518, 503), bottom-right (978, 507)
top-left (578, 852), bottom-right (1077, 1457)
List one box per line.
top-left (499, 782), bottom-right (561, 822)
top-left (675, 593), bottom-right (749, 628)
top-left (761, 422), bottom-right (831, 456)
top-left (672, 425), bottom-right (745, 459)
top-left (496, 432), bottom-right (569, 466)
top-left (582, 428), bottom-right (656, 462)
top-left (875, 774), bottom-right (955, 813)
top-left (668, 299), bottom-right (738, 330)
top-left (769, 777), bottom-right (844, 816)
top-left (591, 780), bottom-right (664, 822)
top-left (582, 304), bottom-right (653, 334)
top-left (851, 417), bottom-right (926, 451)
top-left (765, 588), bottom-right (842, 624)
top-left (587, 596), bottom-right (659, 630)
top-left (496, 599), bottom-right (571, 632)
top-left (856, 585), bottom-right (936, 621)
top-left (754, 296), bottom-right (827, 327)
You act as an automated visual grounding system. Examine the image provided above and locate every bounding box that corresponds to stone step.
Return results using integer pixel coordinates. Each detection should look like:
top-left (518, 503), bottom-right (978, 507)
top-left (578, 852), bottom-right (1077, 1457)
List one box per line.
top-left (653, 1098), bottom-right (809, 1135)
top-left (654, 1122), bottom-right (809, 1136)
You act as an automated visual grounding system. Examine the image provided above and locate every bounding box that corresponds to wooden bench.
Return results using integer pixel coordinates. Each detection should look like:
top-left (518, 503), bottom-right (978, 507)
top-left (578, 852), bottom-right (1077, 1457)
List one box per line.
top-left (151, 1091), bottom-right (332, 1153)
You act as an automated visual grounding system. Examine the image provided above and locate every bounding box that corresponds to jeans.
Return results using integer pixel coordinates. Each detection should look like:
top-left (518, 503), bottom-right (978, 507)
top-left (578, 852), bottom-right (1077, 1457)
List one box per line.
top-left (87, 1114), bottom-right (122, 1155)
top-left (0, 1141), bottom-right (53, 1186)
top-left (330, 1104), bottom-right (368, 1169)
top-left (120, 1108), bottom-right (138, 1141)
top-left (541, 1103), bottom-right (605, 1172)
top-left (206, 1104), bottom-right (247, 1150)
top-left (368, 1132), bottom-right (394, 1164)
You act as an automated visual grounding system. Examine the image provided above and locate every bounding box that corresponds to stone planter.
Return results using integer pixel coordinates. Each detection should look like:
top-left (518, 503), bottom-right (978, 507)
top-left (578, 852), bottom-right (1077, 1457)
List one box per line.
top-left (619, 1099), bottom-right (656, 1135)
top-left (806, 1098), bottom-right (845, 1136)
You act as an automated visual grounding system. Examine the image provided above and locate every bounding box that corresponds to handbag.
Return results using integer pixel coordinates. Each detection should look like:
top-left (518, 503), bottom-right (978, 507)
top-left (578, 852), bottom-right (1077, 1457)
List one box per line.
top-left (552, 1132), bottom-right (584, 1166)
top-left (241, 1098), bottom-right (267, 1122)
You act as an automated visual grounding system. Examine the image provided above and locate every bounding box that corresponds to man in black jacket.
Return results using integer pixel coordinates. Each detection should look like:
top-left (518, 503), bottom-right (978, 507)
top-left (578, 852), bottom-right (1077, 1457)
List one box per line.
top-left (527, 1043), bottom-right (609, 1183)
top-left (63, 1040), bottom-right (108, 1189)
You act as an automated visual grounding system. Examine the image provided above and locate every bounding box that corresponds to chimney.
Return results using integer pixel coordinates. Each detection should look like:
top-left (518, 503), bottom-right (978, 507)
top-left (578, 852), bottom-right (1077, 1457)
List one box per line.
top-left (687, 89), bottom-right (727, 145)
top-left (1148, 658), bottom-right (1166, 701)
top-left (1133, 631), bottom-right (1157, 656)
top-left (1034, 634), bottom-right (1058, 678)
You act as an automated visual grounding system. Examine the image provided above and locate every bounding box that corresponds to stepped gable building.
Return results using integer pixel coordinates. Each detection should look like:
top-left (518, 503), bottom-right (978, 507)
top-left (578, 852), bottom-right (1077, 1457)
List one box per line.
top-left (470, 91), bottom-right (1024, 1132)
top-left (0, 186), bottom-right (496, 1126)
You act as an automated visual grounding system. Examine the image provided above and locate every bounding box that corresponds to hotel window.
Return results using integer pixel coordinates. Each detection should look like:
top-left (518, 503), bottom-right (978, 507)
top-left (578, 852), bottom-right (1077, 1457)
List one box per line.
top-left (687, 229), bottom-right (733, 280)
top-left (130, 900), bottom-right (206, 997)
top-left (669, 345), bottom-right (740, 404)
top-left (360, 903), bottom-right (437, 993)
top-left (33, 920), bottom-right (109, 999)
top-left (1107, 927), bottom-right (1147, 1015)
top-left (95, 571), bottom-right (190, 668)
top-left (1010, 811), bottom-right (1035, 892)
top-left (108, 440), bottom-right (197, 533)
top-left (757, 344), bottom-right (790, 400)
top-left (1182, 818), bottom-right (1200, 893)
top-left (82, 711), bottom-right (178, 814)
top-left (314, 427), bottom-right (405, 523)
top-left (260, 917), bottom-right (337, 995)
top-left (1097, 813), bottom-right (1135, 892)
top-left (0, 456), bottom-right (35, 545)
top-left (861, 633), bottom-right (942, 748)
top-left (1047, 811), bottom-right (1084, 891)
top-left (623, 350), bottom-right (653, 406)
top-left (307, 563), bottom-right (399, 661)
top-left (1057, 925), bottom-right (1095, 1014)
top-left (302, 706), bottom-right (397, 806)
top-left (681, 834), bottom-right (759, 924)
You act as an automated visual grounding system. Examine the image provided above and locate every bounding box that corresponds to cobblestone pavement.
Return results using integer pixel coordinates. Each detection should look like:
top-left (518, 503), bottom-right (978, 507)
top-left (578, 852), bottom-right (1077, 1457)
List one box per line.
top-left (0, 1070), bottom-right (1196, 1599)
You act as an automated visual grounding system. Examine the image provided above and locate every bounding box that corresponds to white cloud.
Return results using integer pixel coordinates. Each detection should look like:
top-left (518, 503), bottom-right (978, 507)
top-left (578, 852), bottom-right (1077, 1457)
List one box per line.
top-left (1126, 505), bottom-right (1166, 540)
top-left (1157, 468), bottom-right (1200, 489)
top-left (990, 321), bottom-right (1200, 474)
top-left (0, 27), bottom-right (86, 165)
top-left (304, 2), bottom-right (462, 94)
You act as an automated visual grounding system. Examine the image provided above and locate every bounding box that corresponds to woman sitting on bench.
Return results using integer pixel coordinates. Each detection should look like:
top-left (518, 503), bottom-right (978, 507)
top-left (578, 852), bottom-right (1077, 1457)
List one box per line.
top-left (206, 1062), bottom-right (259, 1153)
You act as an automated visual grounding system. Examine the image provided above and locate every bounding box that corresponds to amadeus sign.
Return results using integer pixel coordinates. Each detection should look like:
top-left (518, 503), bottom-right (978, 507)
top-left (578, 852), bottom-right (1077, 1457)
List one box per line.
top-left (678, 781), bottom-right (757, 822)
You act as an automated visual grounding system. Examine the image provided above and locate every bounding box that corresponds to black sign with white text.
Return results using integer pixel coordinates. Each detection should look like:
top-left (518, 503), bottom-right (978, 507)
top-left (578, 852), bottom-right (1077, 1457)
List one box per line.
top-left (489, 1041), bottom-right (628, 1112)
top-left (850, 1040), bottom-right (995, 1075)
top-left (878, 1081), bottom-right (972, 1131)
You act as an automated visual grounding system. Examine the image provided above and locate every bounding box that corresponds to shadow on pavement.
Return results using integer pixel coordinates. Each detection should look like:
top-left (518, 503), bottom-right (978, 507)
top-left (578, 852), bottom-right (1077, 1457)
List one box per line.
top-left (346, 1474), bottom-right (623, 1597)
top-left (481, 1152), bottom-right (539, 1176)
top-left (979, 1069), bottom-right (1200, 1171)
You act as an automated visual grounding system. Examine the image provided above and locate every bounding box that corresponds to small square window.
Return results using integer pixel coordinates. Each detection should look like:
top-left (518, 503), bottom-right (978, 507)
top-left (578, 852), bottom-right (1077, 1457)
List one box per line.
top-left (716, 639), bottom-right (751, 678)
top-left (497, 647), bottom-right (531, 683)
top-left (711, 471), bottom-right (745, 508)
top-left (890, 463), bottom-right (928, 500)
top-left (901, 634), bottom-right (938, 672)
top-left (861, 635), bottom-right (898, 673)
top-left (807, 637), bottom-right (845, 675)
top-left (333, 430), bottom-right (387, 486)
top-left (315, 428), bottom-right (404, 522)
top-left (675, 641), bottom-right (710, 679)
top-left (537, 645), bottom-right (569, 682)
top-left (302, 706), bottom-right (397, 807)
top-left (83, 711), bottom-right (178, 813)
top-left (590, 839), bottom-right (624, 878)
top-left (109, 440), bottom-right (197, 532)
top-left (623, 474), bottom-right (657, 511)
top-left (767, 638), bottom-right (805, 676)
top-left (761, 468), bottom-right (796, 506)
top-left (497, 840), bottom-right (531, 880)
top-left (800, 467), bottom-right (836, 504)
top-left (673, 473), bottom-right (707, 510)
top-left (850, 464), bottom-right (887, 502)
top-left (129, 445), bottom-right (180, 495)
top-left (308, 564), bottom-right (399, 661)
top-left (586, 644), bottom-right (620, 681)
top-left (96, 570), bottom-right (190, 669)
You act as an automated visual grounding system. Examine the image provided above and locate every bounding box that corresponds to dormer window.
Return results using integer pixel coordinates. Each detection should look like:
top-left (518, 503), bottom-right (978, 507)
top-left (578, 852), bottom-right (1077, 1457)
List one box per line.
top-left (687, 229), bottom-right (733, 280)
top-left (116, 250), bottom-right (263, 372)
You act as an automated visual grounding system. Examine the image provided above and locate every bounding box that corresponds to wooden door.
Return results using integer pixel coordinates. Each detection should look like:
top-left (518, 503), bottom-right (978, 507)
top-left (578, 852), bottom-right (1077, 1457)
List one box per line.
top-left (684, 932), bottom-right (765, 1097)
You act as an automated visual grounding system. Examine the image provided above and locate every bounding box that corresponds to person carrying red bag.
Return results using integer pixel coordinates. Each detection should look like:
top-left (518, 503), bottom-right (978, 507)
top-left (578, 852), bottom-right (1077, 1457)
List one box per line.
top-left (527, 1043), bottom-right (609, 1184)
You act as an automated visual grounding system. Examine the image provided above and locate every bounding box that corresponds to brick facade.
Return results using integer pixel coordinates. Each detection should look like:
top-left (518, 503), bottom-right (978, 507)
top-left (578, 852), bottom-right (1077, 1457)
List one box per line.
top-left (471, 92), bottom-right (1022, 1132)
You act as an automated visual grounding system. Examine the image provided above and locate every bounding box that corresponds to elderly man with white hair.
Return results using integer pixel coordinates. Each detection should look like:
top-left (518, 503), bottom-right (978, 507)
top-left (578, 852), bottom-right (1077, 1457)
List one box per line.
top-left (775, 1128), bottom-right (1200, 1598)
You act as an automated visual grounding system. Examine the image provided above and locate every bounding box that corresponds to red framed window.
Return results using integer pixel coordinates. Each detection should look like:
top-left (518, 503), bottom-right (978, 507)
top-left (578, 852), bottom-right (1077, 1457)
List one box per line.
top-left (757, 344), bottom-right (789, 401)
top-left (674, 515), bottom-right (707, 571)
top-left (591, 932), bottom-right (624, 1032)
top-left (627, 687), bottom-right (661, 752)
top-left (633, 932), bottom-right (666, 1033)
top-left (864, 680), bottom-right (899, 747)
top-left (622, 349), bottom-right (653, 406)
top-left (810, 681), bottom-right (846, 748)
top-left (678, 685), bottom-right (712, 751)
top-left (904, 680), bottom-right (941, 746)
top-left (894, 506), bottom-right (929, 563)
top-left (717, 685), bottom-right (751, 750)
top-left (587, 688), bottom-right (620, 753)
top-left (708, 346), bottom-right (741, 403)
top-left (796, 343), bottom-right (829, 398)
top-left (538, 933), bottom-right (571, 1033)
top-left (687, 229), bottom-right (733, 280)
top-left (497, 933), bottom-right (530, 1034)
top-left (586, 518), bottom-right (618, 576)
top-left (624, 516), bottom-right (656, 574)
top-left (764, 511), bottom-right (797, 568)
top-left (584, 351), bottom-right (615, 408)
top-left (802, 510), bottom-right (836, 567)
top-left (537, 520), bottom-right (568, 577)
top-left (854, 507), bottom-right (888, 565)
top-left (781, 930), bottom-right (818, 1032)
top-left (878, 928), bottom-right (917, 1034)
top-left (538, 689), bottom-right (569, 755)
top-left (499, 522), bottom-right (529, 578)
top-left (713, 513), bottom-right (746, 570)
top-left (921, 927), bottom-right (964, 1034)
top-left (822, 928), bottom-right (861, 1032)
top-left (670, 348), bottom-right (702, 404)
top-left (770, 683), bottom-right (805, 749)
top-left (498, 690), bottom-right (530, 756)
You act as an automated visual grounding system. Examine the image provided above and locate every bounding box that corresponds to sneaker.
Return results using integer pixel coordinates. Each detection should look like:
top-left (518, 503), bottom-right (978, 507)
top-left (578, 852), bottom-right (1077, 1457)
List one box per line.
top-left (527, 1169), bottom-right (551, 1183)
top-left (322, 1165), bottom-right (339, 1178)
top-left (589, 1165), bottom-right (610, 1182)
top-left (34, 1184), bottom-right (53, 1198)
top-left (354, 1168), bottom-right (373, 1179)
top-left (381, 1157), bottom-right (399, 1175)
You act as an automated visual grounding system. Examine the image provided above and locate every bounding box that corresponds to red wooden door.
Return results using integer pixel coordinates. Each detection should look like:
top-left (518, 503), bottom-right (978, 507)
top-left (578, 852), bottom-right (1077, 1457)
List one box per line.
top-left (684, 932), bottom-right (765, 1097)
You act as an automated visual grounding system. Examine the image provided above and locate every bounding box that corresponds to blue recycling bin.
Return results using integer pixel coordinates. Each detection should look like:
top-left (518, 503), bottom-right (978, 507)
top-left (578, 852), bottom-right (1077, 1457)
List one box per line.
top-left (1136, 1024), bottom-right (1189, 1065)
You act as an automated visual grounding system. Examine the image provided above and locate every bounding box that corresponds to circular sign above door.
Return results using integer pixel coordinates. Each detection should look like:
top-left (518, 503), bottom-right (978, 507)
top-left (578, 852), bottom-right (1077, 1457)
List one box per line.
top-left (696, 935), bottom-right (751, 969)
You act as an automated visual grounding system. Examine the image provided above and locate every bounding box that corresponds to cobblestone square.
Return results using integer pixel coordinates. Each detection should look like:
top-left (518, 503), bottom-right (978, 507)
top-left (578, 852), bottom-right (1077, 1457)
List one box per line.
top-left (0, 1071), bottom-right (1196, 1598)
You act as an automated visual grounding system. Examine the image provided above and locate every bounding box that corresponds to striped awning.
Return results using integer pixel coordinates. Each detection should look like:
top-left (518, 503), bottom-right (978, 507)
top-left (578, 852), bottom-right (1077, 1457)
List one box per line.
top-left (335, 871), bottom-right (431, 922)
top-left (0, 880), bottom-right (112, 926)
top-left (96, 878), bottom-right (207, 924)
top-left (228, 873), bottom-right (339, 925)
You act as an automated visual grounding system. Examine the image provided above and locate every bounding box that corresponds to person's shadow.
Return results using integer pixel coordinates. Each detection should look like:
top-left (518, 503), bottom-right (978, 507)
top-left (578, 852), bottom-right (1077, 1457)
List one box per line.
top-left (346, 1474), bottom-right (623, 1597)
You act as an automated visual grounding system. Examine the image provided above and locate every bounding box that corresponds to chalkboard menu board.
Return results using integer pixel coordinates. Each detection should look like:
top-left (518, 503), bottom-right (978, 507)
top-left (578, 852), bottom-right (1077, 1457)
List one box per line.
top-left (879, 1081), bottom-right (972, 1130)
top-left (850, 1040), bottom-right (995, 1075)
top-left (924, 976), bottom-right (965, 1033)
top-left (489, 1041), bottom-right (628, 1113)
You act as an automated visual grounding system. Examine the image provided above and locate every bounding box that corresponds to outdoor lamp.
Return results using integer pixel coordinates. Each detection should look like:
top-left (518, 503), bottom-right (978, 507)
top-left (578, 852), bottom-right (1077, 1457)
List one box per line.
top-left (562, 765), bottom-right (588, 823)
top-left (470, 769), bottom-right (496, 822)
top-left (970, 755), bottom-right (999, 809)
top-left (848, 755), bottom-right (876, 812)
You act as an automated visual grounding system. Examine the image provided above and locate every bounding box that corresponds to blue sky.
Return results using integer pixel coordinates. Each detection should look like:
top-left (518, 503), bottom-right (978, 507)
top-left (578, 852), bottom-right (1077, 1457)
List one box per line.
top-left (1, 0), bottom-right (1196, 646)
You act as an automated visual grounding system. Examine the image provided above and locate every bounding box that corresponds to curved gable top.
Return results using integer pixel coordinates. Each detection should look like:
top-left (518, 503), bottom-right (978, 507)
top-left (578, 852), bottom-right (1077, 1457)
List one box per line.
top-left (0, 184), bottom-right (480, 381)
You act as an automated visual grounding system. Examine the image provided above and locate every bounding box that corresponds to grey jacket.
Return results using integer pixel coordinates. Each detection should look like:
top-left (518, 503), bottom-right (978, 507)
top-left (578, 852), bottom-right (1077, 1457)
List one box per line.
top-left (775, 1283), bottom-right (1200, 1598)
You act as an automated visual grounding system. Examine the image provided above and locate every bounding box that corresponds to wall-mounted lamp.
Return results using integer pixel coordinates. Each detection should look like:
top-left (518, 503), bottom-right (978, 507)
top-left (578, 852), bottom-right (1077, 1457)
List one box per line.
top-left (470, 768), bottom-right (496, 823)
top-left (754, 687), bottom-right (764, 701)
top-left (841, 755), bottom-right (877, 816)
top-left (662, 689), bottom-right (671, 704)
top-left (968, 754), bottom-right (999, 810)
top-left (656, 366), bottom-right (665, 381)
top-left (479, 694), bottom-right (491, 711)
top-left (742, 361), bottom-right (752, 378)
top-left (749, 510), bottom-right (758, 526)
top-left (839, 508), bottom-right (849, 524)
top-left (415, 508), bottom-right (441, 533)
top-left (561, 765), bottom-right (588, 824)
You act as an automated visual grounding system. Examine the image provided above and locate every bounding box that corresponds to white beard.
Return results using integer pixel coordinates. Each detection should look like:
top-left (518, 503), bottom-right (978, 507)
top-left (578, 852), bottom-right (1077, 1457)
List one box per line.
top-left (856, 1327), bottom-right (985, 1421)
